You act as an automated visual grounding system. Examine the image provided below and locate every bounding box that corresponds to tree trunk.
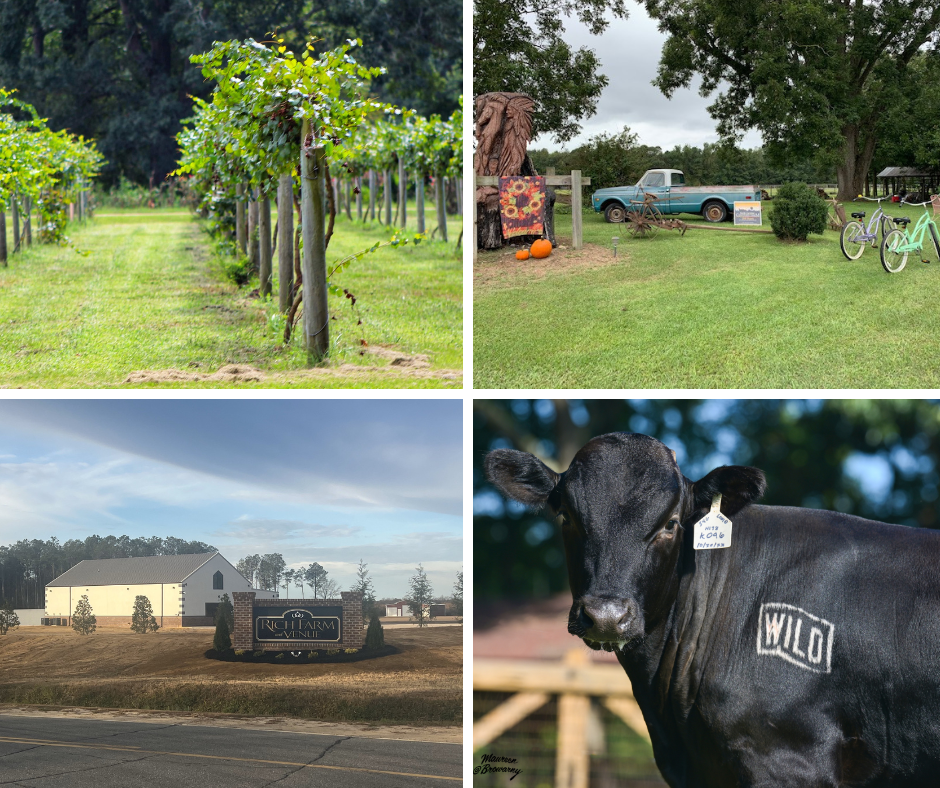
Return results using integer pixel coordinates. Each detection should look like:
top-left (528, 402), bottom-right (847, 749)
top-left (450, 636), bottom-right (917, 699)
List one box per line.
top-left (235, 183), bottom-right (246, 255)
top-left (277, 174), bottom-right (294, 313)
top-left (247, 194), bottom-right (259, 270)
top-left (836, 122), bottom-right (877, 201)
top-left (301, 131), bottom-right (329, 360)
top-left (11, 196), bottom-right (19, 254)
top-left (259, 192), bottom-right (272, 297)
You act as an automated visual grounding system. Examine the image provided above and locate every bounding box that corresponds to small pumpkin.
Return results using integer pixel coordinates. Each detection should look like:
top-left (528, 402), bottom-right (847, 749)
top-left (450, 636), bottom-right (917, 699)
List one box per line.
top-left (530, 238), bottom-right (552, 259)
top-left (515, 249), bottom-right (530, 260)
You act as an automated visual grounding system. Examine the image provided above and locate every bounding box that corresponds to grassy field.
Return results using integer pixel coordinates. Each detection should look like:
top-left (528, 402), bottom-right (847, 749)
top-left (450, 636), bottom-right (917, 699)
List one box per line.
top-left (0, 625), bottom-right (461, 726)
top-left (474, 199), bottom-right (940, 389)
top-left (0, 206), bottom-right (462, 388)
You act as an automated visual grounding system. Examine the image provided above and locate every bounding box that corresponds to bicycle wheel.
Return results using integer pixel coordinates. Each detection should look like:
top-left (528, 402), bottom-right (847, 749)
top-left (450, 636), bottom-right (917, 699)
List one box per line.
top-left (929, 222), bottom-right (940, 260)
top-left (839, 221), bottom-right (866, 260)
top-left (881, 229), bottom-right (909, 273)
top-left (880, 215), bottom-right (897, 243)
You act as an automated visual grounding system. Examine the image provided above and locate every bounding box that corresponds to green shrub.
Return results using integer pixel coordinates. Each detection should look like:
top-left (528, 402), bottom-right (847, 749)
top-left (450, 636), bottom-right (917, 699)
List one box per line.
top-left (307, 651), bottom-right (319, 658)
top-left (365, 616), bottom-right (385, 650)
top-left (769, 182), bottom-right (828, 241)
top-left (212, 614), bottom-right (232, 652)
top-left (344, 648), bottom-right (358, 654)
top-left (219, 255), bottom-right (253, 286)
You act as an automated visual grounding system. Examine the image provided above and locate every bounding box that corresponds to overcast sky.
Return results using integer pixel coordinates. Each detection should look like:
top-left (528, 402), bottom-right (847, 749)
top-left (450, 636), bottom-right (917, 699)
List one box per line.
top-left (532, 6), bottom-right (763, 152)
top-left (0, 400), bottom-right (462, 599)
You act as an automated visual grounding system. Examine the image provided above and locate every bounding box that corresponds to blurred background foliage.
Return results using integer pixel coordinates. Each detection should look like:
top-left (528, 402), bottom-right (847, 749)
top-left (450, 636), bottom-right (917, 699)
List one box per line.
top-left (475, 399), bottom-right (940, 602)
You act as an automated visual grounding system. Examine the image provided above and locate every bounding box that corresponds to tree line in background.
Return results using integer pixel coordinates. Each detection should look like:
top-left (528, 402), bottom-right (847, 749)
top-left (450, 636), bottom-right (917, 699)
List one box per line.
top-left (0, 534), bottom-right (216, 609)
top-left (0, 0), bottom-right (460, 187)
top-left (529, 130), bottom-right (835, 193)
top-left (475, 399), bottom-right (940, 601)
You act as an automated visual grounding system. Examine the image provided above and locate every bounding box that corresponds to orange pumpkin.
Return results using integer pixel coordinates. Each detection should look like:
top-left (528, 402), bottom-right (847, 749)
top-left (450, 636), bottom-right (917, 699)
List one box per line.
top-left (530, 238), bottom-right (552, 258)
top-left (515, 249), bottom-right (530, 260)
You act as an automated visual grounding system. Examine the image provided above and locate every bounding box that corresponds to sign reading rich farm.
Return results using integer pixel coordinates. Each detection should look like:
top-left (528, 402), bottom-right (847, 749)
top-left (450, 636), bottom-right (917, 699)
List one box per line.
top-left (232, 591), bottom-right (364, 653)
top-left (254, 606), bottom-right (343, 643)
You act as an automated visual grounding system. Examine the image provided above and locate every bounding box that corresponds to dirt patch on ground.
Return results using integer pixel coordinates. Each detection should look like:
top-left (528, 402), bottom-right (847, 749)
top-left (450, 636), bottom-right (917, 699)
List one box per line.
top-left (0, 626), bottom-right (461, 726)
top-left (474, 241), bottom-right (626, 289)
top-left (124, 356), bottom-right (460, 385)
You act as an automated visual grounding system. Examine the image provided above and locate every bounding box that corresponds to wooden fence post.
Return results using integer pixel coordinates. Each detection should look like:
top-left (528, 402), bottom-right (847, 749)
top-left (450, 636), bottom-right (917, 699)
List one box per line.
top-left (384, 169), bottom-right (393, 225)
top-left (571, 170), bottom-right (583, 250)
top-left (259, 190), bottom-right (272, 297)
top-left (277, 174), bottom-right (294, 313)
top-left (0, 208), bottom-right (6, 267)
top-left (436, 173), bottom-right (448, 242)
top-left (248, 191), bottom-right (259, 270)
top-left (235, 183), bottom-right (246, 255)
top-left (473, 181), bottom-right (478, 262)
top-left (301, 142), bottom-right (329, 360)
top-left (369, 170), bottom-right (376, 221)
top-left (456, 177), bottom-right (462, 216)
top-left (344, 179), bottom-right (352, 221)
top-left (356, 175), bottom-right (363, 222)
top-left (11, 195), bottom-right (19, 254)
top-left (23, 195), bottom-right (30, 247)
top-left (398, 157), bottom-right (407, 229)
top-left (416, 171), bottom-right (425, 234)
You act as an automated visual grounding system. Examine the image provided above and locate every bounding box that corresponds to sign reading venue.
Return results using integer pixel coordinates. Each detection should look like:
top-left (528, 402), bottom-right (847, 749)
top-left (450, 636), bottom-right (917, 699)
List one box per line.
top-left (254, 605), bottom-right (343, 643)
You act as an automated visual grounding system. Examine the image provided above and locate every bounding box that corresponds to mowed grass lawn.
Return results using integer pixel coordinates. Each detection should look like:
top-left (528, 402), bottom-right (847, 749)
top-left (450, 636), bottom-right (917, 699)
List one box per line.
top-left (0, 207), bottom-right (462, 388)
top-left (474, 200), bottom-right (940, 389)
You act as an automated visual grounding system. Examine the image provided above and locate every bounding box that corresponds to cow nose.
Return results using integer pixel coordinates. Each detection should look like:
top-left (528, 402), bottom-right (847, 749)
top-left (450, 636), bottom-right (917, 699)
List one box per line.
top-left (579, 597), bottom-right (634, 641)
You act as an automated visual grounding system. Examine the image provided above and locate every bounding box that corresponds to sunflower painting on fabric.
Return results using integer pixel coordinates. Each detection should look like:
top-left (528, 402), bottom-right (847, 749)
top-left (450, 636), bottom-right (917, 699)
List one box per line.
top-left (498, 176), bottom-right (546, 238)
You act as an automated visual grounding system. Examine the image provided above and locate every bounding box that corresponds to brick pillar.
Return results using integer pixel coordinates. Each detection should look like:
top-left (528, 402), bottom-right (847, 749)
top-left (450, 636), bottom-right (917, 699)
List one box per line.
top-left (341, 591), bottom-right (364, 648)
top-left (232, 591), bottom-right (255, 650)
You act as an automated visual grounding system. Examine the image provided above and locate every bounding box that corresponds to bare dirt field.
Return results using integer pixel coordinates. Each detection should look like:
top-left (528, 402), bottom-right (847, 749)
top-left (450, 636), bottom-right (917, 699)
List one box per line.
top-left (0, 626), bottom-right (461, 727)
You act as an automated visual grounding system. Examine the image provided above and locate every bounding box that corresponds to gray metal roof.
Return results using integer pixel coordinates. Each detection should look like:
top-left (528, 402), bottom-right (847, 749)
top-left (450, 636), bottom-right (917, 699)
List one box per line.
top-left (877, 167), bottom-right (936, 178)
top-left (46, 553), bottom-right (218, 587)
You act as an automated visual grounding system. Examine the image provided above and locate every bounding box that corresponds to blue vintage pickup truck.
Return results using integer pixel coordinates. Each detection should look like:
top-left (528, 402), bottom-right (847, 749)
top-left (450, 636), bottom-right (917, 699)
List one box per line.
top-left (591, 169), bottom-right (761, 223)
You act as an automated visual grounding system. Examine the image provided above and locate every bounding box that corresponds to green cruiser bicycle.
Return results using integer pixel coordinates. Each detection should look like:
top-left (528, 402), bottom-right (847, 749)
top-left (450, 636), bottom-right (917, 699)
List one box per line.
top-left (879, 201), bottom-right (940, 273)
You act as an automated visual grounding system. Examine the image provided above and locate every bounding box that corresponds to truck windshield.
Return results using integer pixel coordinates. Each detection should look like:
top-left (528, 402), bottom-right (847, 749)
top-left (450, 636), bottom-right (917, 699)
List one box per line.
top-left (641, 172), bottom-right (665, 187)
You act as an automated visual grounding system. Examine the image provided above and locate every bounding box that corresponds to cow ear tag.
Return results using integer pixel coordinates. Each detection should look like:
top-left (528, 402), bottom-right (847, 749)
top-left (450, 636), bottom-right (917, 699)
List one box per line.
top-left (693, 494), bottom-right (732, 550)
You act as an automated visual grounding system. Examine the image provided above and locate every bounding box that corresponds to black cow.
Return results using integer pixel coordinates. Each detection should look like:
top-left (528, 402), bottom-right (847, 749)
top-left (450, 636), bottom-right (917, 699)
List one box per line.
top-left (485, 432), bottom-right (940, 787)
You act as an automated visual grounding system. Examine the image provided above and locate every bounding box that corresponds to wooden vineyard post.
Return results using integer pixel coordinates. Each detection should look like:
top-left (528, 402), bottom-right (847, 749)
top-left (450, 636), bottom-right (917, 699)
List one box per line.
top-left (398, 157), bottom-right (407, 229)
top-left (0, 207), bottom-right (6, 266)
top-left (277, 174), bottom-right (293, 313)
top-left (235, 183), bottom-right (247, 255)
top-left (23, 195), bottom-right (30, 247)
top-left (11, 195), bottom-right (18, 254)
top-left (416, 171), bottom-right (425, 234)
top-left (436, 173), bottom-right (448, 242)
top-left (384, 168), bottom-right (393, 225)
top-left (369, 170), bottom-right (376, 221)
top-left (259, 190), bottom-right (272, 298)
top-left (301, 141), bottom-right (329, 360)
top-left (247, 193), bottom-right (259, 270)
top-left (456, 177), bottom-right (463, 215)
top-left (356, 176), bottom-right (363, 221)
top-left (571, 170), bottom-right (583, 250)
top-left (344, 179), bottom-right (352, 221)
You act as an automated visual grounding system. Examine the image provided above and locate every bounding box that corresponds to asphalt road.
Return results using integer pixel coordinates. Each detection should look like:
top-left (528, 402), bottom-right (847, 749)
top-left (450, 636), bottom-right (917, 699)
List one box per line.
top-left (0, 714), bottom-right (461, 787)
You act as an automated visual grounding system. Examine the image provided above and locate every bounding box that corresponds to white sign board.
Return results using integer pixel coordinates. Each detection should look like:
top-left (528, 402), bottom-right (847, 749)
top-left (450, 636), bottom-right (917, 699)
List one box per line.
top-left (733, 201), bottom-right (762, 226)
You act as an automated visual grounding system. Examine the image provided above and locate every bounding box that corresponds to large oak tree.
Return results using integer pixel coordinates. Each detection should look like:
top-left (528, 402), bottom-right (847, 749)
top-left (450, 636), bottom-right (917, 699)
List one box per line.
top-left (642, 0), bottom-right (940, 199)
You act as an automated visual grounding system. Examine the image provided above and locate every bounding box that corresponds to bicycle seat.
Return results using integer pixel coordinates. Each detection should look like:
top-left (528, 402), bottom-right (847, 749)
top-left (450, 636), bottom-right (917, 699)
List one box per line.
top-left (895, 217), bottom-right (912, 227)
top-left (851, 211), bottom-right (865, 219)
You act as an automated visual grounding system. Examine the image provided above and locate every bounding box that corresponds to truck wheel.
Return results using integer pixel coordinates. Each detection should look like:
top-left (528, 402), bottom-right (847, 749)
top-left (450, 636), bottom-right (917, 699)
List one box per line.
top-left (702, 201), bottom-right (728, 223)
top-left (604, 203), bottom-right (627, 223)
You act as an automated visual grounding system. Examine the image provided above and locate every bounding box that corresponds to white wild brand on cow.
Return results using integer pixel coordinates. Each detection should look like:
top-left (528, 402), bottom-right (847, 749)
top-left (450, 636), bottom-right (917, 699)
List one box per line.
top-left (757, 602), bottom-right (834, 673)
top-left (693, 494), bottom-right (732, 550)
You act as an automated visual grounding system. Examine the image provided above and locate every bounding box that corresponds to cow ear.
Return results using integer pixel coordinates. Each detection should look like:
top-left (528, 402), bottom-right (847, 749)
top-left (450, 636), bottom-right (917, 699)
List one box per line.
top-left (485, 449), bottom-right (560, 509)
top-left (692, 466), bottom-right (766, 515)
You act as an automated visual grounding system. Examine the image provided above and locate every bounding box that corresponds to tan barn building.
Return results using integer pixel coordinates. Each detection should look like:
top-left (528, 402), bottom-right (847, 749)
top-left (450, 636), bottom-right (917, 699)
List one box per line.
top-left (44, 552), bottom-right (277, 628)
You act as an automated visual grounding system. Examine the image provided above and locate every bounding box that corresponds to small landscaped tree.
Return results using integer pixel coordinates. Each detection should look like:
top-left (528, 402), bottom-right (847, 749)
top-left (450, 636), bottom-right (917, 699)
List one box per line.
top-left (72, 595), bottom-right (96, 635)
top-left (0, 600), bottom-right (19, 635)
top-left (451, 570), bottom-right (463, 620)
top-left (365, 615), bottom-right (385, 650)
top-left (213, 612), bottom-right (232, 653)
top-left (349, 559), bottom-right (377, 619)
top-left (216, 593), bottom-right (234, 632)
top-left (130, 595), bottom-right (160, 633)
top-left (405, 564), bottom-right (433, 628)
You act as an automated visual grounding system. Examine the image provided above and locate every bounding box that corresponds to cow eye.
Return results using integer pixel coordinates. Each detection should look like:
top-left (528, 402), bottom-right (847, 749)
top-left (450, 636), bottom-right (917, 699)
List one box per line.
top-left (665, 518), bottom-right (679, 532)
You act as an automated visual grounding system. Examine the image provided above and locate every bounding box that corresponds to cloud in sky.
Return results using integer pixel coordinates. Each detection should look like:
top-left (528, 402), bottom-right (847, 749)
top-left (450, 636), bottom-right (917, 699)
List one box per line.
top-left (531, 9), bottom-right (763, 152)
top-left (0, 400), bottom-right (462, 598)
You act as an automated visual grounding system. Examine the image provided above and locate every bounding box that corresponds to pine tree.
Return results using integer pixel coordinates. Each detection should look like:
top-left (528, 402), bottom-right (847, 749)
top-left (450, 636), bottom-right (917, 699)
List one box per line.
top-left (72, 595), bottom-right (96, 635)
top-left (216, 593), bottom-right (234, 632)
top-left (405, 564), bottom-right (433, 628)
top-left (365, 615), bottom-right (385, 650)
top-left (130, 595), bottom-right (160, 633)
top-left (349, 559), bottom-right (377, 619)
top-left (451, 570), bottom-right (463, 619)
top-left (213, 613), bottom-right (232, 653)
